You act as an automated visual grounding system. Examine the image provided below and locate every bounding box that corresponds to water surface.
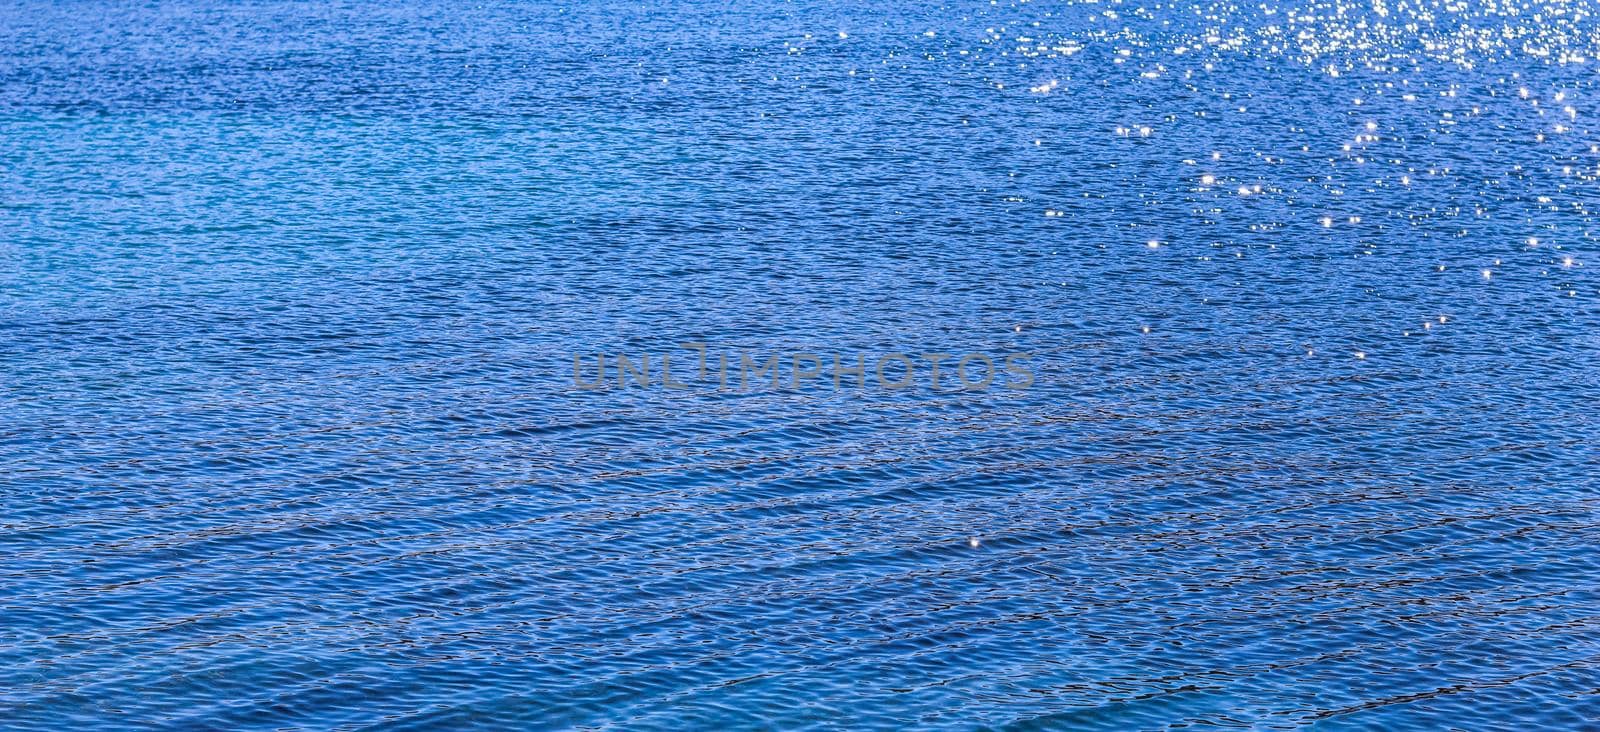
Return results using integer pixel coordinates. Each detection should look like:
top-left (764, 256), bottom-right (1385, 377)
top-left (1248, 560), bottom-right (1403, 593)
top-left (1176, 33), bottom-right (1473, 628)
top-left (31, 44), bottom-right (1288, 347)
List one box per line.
top-left (2, 0), bottom-right (1598, 729)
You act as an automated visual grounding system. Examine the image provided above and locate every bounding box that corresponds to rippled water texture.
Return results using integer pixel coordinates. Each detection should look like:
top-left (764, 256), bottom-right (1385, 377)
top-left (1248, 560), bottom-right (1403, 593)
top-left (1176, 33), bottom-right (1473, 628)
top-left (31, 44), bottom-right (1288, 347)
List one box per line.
top-left (3, 0), bottom-right (1599, 729)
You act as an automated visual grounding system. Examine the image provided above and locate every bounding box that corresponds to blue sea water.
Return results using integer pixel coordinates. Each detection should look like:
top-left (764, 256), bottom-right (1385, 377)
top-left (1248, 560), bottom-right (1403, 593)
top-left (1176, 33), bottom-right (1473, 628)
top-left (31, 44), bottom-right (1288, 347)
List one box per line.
top-left (2, 0), bottom-right (1599, 729)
